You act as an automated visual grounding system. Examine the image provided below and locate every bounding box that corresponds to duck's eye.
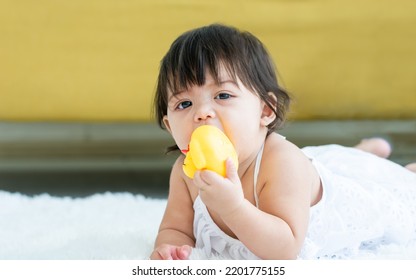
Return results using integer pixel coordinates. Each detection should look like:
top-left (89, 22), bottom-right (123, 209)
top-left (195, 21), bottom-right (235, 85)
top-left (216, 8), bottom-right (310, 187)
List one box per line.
top-left (177, 101), bottom-right (192, 110)
top-left (215, 93), bottom-right (231, 100)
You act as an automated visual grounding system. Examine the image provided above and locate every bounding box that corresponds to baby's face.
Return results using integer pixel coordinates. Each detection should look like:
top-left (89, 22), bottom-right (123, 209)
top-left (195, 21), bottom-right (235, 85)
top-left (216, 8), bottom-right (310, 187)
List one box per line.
top-left (162, 67), bottom-right (270, 164)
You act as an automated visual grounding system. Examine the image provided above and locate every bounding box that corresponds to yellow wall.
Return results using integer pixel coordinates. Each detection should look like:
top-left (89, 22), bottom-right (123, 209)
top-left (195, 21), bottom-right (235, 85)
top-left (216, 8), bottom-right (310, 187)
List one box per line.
top-left (1, 0), bottom-right (416, 121)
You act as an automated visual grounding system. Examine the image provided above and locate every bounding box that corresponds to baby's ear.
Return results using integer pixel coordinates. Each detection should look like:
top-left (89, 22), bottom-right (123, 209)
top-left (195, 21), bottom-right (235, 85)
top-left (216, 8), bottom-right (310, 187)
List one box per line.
top-left (260, 92), bottom-right (277, 127)
top-left (162, 116), bottom-right (172, 134)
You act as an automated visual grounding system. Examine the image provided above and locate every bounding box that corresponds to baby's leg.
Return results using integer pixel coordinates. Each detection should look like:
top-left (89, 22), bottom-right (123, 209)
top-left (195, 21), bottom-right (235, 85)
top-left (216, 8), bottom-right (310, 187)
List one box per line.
top-left (405, 163), bottom-right (416, 173)
top-left (354, 137), bottom-right (392, 158)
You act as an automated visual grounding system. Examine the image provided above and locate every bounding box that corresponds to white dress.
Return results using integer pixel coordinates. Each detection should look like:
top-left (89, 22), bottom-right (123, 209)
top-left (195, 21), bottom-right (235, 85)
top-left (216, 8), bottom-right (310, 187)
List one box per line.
top-left (193, 144), bottom-right (416, 259)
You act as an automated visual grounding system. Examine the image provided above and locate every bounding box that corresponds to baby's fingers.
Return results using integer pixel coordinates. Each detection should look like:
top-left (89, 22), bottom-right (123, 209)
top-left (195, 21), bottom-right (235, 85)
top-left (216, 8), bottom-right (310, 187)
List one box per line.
top-left (151, 244), bottom-right (192, 260)
top-left (154, 244), bottom-right (183, 260)
top-left (177, 245), bottom-right (192, 260)
top-left (225, 157), bottom-right (239, 183)
top-left (193, 171), bottom-right (206, 192)
top-left (156, 248), bottom-right (173, 260)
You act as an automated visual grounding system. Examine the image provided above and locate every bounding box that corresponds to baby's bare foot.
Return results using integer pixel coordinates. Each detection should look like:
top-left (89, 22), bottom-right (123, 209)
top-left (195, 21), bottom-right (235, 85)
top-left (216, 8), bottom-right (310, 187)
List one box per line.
top-left (405, 163), bottom-right (416, 173)
top-left (354, 137), bottom-right (392, 158)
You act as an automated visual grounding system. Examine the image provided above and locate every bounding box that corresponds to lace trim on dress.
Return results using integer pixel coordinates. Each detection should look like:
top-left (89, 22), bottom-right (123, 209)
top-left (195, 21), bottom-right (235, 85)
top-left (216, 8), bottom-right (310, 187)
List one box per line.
top-left (193, 196), bottom-right (259, 259)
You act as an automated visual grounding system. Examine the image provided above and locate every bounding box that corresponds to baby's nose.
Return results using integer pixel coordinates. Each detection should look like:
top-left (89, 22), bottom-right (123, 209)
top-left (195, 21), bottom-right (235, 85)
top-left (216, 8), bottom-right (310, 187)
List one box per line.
top-left (194, 104), bottom-right (216, 122)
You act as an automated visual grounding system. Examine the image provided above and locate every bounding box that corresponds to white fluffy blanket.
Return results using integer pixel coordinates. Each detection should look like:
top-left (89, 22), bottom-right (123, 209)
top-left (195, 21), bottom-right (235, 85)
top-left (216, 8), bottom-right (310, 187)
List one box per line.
top-left (1, 191), bottom-right (416, 260)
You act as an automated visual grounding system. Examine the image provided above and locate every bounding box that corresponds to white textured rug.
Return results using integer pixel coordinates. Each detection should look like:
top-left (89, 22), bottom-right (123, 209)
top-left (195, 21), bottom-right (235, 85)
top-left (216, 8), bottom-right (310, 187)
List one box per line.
top-left (1, 191), bottom-right (415, 260)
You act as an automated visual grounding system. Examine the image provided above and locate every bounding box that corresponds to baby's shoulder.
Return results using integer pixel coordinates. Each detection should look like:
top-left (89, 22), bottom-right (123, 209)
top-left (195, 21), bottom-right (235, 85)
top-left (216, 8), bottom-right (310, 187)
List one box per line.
top-left (259, 134), bottom-right (319, 199)
top-left (169, 153), bottom-right (184, 173)
top-left (262, 133), bottom-right (315, 177)
top-left (170, 154), bottom-right (198, 197)
top-left (264, 133), bottom-right (306, 161)
top-left (168, 154), bottom-right (191, 185)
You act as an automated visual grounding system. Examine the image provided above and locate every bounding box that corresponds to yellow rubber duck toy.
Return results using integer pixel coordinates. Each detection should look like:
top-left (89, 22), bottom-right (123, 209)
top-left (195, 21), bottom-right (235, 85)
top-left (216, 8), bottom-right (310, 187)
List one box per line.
top-left (182, 125), bottom-right (239, 179)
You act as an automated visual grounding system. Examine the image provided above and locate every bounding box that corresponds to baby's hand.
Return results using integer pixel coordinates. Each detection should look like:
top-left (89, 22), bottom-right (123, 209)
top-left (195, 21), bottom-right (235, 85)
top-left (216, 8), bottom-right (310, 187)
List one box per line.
top-left (193, 158), bottom-right (244, 217)
top-left (150, 244), bottom-right (192, 260)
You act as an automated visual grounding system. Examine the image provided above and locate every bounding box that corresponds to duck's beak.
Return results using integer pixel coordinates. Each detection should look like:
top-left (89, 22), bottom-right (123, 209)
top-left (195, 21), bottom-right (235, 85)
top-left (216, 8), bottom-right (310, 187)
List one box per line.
top-left (181, 144), bottom-right (190, 154)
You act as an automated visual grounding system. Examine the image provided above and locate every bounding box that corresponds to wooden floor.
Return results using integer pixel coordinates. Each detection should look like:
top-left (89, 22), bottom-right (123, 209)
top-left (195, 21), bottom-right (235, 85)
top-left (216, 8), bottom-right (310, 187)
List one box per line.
top-left (0, 120), bottom-right (415, 197)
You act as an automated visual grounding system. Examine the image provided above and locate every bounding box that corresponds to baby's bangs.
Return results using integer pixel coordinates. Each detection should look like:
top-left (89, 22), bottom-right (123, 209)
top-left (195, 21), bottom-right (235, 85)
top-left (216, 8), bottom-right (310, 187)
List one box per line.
top-left (165, 34), bottom-right (241, 95)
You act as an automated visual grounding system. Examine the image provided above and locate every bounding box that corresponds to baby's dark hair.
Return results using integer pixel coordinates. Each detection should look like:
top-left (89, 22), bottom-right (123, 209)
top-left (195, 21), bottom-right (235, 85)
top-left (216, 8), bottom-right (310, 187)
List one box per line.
top-left (154, 23), bottom-right (291, 145)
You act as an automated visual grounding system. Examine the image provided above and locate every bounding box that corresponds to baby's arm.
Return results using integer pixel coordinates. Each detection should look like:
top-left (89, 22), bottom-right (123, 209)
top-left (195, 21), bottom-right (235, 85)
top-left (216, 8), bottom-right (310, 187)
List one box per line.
top-left (195, 141), bottom-right (314, 259)
top-left (150, 157), bottom-right (195, 260)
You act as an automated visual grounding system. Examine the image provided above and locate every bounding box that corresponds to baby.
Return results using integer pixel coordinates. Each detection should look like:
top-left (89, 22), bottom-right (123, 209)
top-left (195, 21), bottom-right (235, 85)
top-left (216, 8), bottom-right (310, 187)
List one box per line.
top-left (150, 24), bottom-right (416, 260)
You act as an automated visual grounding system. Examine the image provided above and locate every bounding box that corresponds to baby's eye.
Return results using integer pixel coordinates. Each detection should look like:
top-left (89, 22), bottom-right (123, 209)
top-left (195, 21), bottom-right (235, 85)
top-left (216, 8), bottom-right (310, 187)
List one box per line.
top-left (177, 100), bottom-right (192, 110)
top-left (215, 93), bottom-right (231, 100)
